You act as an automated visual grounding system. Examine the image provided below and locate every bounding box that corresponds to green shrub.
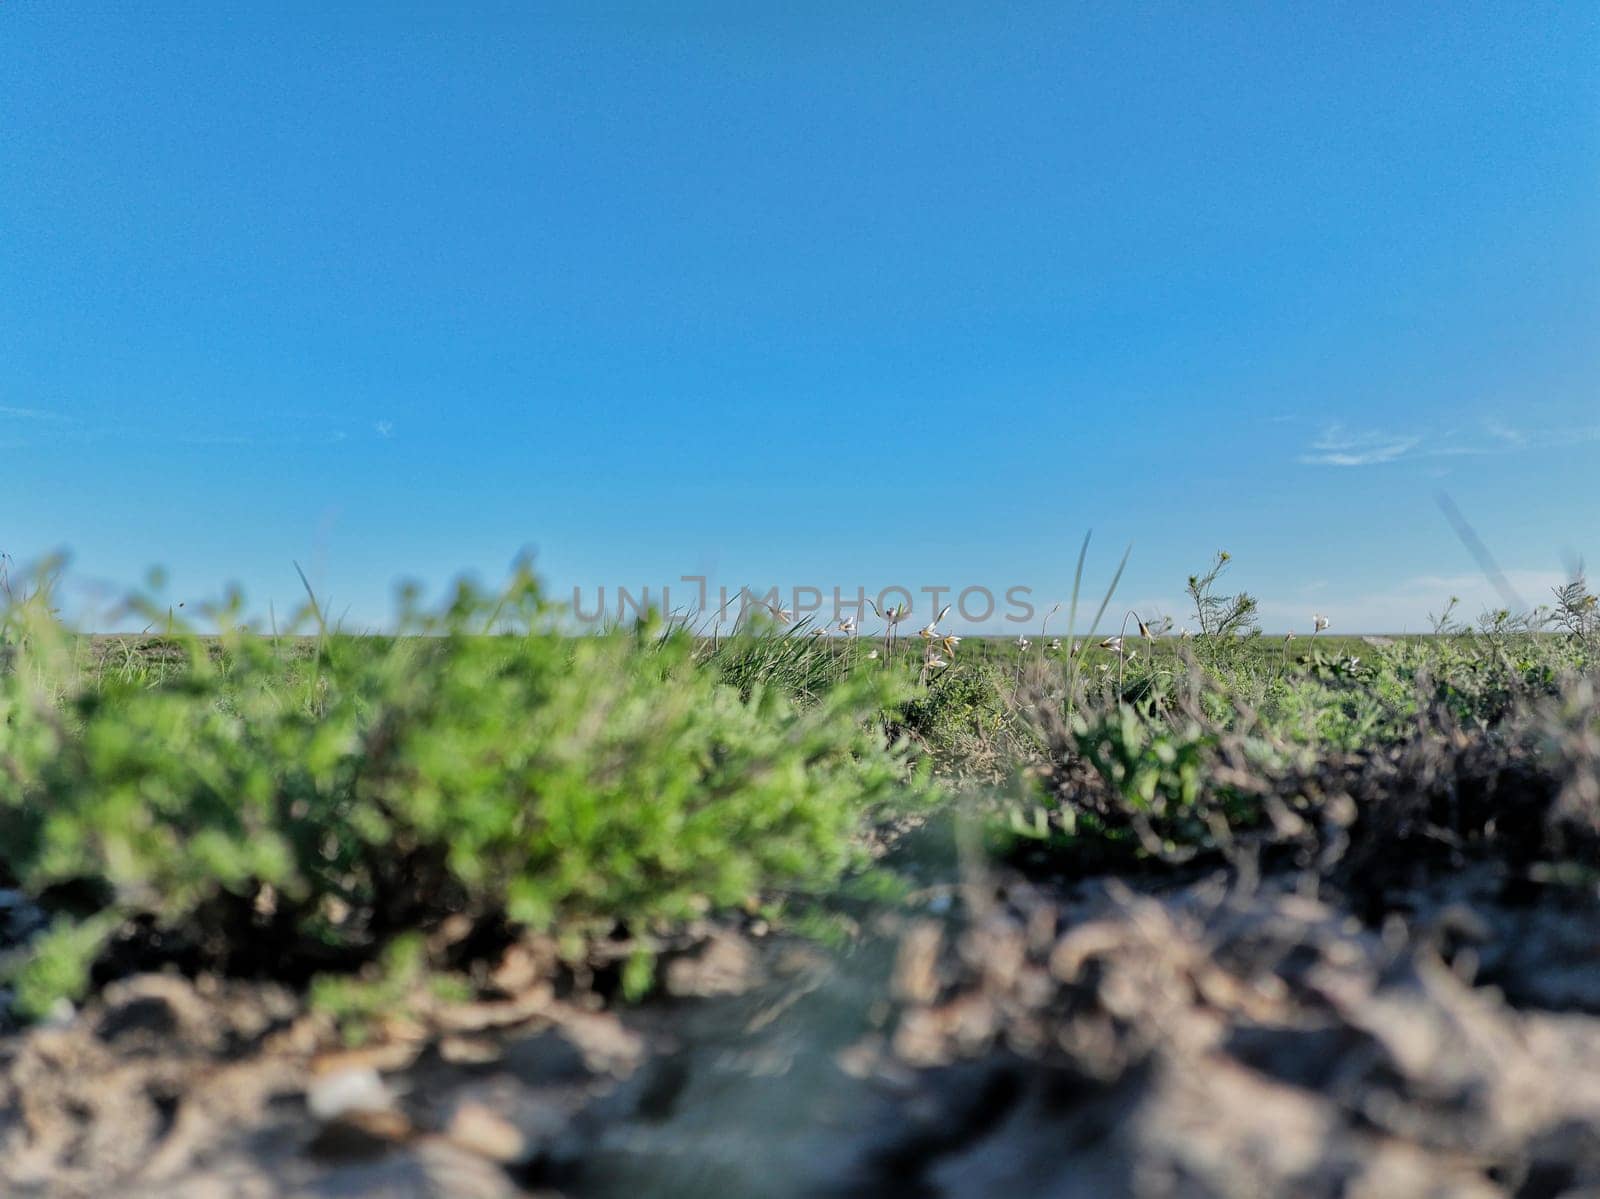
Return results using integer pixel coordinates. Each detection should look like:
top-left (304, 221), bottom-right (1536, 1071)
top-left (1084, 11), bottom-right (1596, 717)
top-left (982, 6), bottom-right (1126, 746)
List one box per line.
top-left (0, 571), bottom-right (935, 1018)
top-left (896, 661), bottom-right (1030, 773)
top-left (1011, 625), bottom-right (1595, 870)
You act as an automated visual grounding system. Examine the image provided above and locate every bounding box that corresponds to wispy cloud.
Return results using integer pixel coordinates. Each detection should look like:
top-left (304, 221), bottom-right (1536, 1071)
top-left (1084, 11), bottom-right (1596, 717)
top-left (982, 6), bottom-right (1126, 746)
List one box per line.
top-left (1299, 420), bottom-right (1600, 467)
top-left (176, 432), bottom-right (256, 446)
top-left (1298, 426), bottom-right (1419, 467)
top-left (3, 402), bottom-right (386, 450)
top-left (175, 428), bottom-right (351, 448)
top-left (0, 404), bottom-right (75, 423)
top-left (1480, 421), bottom-right (1600, 451)
top-left (1485, 420), bottom-right (1527, 449)
top-left (0, 404), bottom-right (80, 448)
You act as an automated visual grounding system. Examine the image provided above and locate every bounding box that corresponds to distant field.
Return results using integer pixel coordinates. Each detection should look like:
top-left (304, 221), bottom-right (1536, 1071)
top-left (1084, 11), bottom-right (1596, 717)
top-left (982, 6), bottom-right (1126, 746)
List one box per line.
top-left (59, 627), bottom-right (1469, 690)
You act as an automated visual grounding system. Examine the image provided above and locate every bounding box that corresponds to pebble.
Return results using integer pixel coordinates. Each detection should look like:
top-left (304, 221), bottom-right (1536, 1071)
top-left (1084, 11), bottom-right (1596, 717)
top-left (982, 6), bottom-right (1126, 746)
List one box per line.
top-left (444, 1101), bottom-right (529, 1163)
top-left (307, 1065), bottom-right (393, 1121)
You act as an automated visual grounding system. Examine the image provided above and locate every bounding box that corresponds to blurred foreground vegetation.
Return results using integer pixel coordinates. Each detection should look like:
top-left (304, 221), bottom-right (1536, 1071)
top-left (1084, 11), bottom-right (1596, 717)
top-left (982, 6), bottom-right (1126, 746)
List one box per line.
top-left (1, 553), bottom-right (1596, 1025)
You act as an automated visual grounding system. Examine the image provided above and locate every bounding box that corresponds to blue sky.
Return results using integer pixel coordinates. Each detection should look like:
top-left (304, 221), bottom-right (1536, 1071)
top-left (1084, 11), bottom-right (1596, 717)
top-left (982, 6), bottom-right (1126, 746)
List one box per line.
top-left (4, 3), bottom-right (1597, 632)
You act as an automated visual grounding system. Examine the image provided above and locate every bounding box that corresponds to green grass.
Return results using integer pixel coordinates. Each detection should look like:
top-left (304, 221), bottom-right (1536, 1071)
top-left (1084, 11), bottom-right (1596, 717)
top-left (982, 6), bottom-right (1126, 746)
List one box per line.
top-left (0, 568), bottom-right (937, 1019)
top-left (1, 554), bottom-right (1595, 1024)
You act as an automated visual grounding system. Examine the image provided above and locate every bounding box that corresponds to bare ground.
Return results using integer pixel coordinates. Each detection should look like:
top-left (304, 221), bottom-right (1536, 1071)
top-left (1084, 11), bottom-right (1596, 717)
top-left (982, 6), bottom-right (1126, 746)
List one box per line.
top-left (5, 854), bottom-right (1600, 1199)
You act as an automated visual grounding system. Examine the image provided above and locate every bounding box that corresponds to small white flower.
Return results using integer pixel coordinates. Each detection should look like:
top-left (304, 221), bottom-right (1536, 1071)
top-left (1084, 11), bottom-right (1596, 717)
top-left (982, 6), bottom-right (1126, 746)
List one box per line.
top-left (1179, 628), bottom-right (1194, 639)
top-left (1048, 638), bottom-right (1062, 651)
top-left (866, 649), bottom-right (879, 660)
top-left (837, 617), bottom-right (857, 634)
top-left (1099, 636), bottom-right (1123, 651)
top-left (874, 600), bottom-right (911, 625)
top-left (918, 622), bottom-right (939, 640)
top-left (942, 634), bottom-right (962, 654)
top-left (1015, 636), bottom-right (1031, 650)
top-left (1313, 614), bottom-right (1330, 632)
top-left (925, 654), bottom-right (948, 669)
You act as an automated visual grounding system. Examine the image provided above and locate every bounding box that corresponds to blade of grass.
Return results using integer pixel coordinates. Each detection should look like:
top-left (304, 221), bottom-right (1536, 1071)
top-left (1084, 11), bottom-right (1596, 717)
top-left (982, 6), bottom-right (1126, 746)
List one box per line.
top-left (1064, 538), bottom-right (1131, 714)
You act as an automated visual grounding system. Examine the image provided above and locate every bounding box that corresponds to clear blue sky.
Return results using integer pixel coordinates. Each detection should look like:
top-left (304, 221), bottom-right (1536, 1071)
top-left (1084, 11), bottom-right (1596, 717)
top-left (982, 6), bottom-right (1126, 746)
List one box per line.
top-left (5, 3), bottom-right (1597, 632)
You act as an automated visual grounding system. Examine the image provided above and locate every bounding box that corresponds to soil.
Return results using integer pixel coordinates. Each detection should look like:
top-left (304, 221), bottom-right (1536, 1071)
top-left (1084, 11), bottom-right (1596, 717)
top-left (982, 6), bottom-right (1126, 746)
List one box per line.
top-left (5, 854), bottom-right (1600, 1199)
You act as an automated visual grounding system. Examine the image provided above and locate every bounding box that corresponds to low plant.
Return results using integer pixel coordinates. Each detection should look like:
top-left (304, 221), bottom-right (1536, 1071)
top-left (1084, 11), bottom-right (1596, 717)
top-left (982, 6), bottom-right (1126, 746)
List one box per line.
top-left (0, 568), bottom-right (936, 1018)
top-left (1185, 551), bottom-right (1260, 643)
